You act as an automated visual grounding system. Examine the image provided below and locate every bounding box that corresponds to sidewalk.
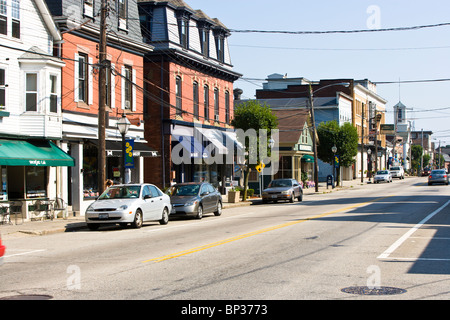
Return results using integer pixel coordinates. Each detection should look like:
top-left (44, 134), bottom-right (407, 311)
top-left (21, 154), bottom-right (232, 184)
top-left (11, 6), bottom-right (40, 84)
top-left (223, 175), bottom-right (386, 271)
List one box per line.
top-left (0, 179), bottom-right (372, 240)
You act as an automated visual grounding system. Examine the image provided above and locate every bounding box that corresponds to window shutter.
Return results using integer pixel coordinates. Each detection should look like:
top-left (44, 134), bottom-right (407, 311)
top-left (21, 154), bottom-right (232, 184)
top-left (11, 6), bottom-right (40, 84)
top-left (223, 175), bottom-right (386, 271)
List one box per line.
top-left (121, 66), bottom-right (125, 110)
top-left (88, 57), bottom-right (93, 105)
top-left (111, 63), bottom-right (115, 109)
top-left (132, 68), bottom-right (136, 111)
top-left (74, 53), bottom-right (79, 102)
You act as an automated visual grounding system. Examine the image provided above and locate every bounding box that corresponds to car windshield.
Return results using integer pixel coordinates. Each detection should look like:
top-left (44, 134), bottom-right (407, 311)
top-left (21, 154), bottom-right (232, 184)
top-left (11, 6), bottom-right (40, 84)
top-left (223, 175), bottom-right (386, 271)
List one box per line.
top-left (431, 170), bottom-right (445, 174)
top-left (171, 184), bottom-right (200, 196)
top-left (391, 167), bottom-right (400, 170)
top-left (269, 179), bottom-right (292, 187)
top-left (377, 171), bottom-right (389, 175)
top-left (98, 186), bottom-right (141, 199)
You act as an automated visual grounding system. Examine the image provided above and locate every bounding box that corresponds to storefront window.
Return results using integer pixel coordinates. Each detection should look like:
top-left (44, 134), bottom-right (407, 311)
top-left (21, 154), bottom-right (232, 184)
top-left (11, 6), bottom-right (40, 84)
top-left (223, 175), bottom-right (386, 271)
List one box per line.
top-left (1, 167), bottom-right (7, 201)
top-left (26, 167), bottom-right (47, 198)
top-left (83, 144), bottom-right (98, 199)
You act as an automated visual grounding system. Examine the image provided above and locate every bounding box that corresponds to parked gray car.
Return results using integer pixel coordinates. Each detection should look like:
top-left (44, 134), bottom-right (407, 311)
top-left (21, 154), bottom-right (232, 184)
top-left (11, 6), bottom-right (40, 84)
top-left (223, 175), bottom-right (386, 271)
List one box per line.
top-left (262, 178), bottom-right (303, 203)
top-left (169, 182), bottom-right (222, 219)
top-left (428, 169), bottom-right (449, 185)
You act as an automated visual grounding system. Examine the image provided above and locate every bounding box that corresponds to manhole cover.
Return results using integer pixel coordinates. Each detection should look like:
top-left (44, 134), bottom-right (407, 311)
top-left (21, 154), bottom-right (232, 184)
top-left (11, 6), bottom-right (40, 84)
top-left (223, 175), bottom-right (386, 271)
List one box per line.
top-left (0, 294), bottom-right (53, 300)
top-left (341, 286), bottom-right (407, 296)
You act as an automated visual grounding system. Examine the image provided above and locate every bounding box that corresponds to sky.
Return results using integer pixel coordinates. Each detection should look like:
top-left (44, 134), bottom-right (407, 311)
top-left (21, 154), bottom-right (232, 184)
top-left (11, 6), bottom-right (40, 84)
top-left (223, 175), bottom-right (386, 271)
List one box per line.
top-left (187, 0), bottom-right (450, 145)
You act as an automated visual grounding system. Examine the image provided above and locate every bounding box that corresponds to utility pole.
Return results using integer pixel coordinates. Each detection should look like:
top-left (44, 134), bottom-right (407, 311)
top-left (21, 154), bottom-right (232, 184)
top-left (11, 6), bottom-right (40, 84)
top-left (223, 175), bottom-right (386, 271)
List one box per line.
top-left (308, 85), bottom-right (319, 193)
top-left (98, 0), bottom-right (107, 194)
top-left (361, 102), bottom-right (365, 183)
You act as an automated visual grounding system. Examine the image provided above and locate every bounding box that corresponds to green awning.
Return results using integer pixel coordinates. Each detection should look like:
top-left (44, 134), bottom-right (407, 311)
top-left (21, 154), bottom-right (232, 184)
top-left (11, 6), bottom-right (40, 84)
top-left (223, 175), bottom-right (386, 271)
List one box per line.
top-left (302, 154), bottom-right (314, 163)
top-left (0, 139), bottom-right (74, 167)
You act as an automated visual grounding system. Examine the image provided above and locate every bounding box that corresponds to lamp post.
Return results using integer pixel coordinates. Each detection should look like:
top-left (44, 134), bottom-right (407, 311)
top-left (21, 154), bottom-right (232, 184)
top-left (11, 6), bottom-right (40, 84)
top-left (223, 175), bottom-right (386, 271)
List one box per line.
top-left (367, 148), bottom-right (372, 183)
top-left (117, 114), bottom-right (131, 184)
top-left (332, 145), bottom-right (337, 187)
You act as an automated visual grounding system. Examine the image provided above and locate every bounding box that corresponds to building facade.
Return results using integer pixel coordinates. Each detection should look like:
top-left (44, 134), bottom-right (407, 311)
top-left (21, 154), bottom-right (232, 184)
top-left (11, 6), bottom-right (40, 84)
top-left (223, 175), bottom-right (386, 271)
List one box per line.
top-left (45, 0), bottom-right (156, 215)
top-left (0, 0), bottom-right (73, 220)
top-left (138, 0), bottom-right (241, 190)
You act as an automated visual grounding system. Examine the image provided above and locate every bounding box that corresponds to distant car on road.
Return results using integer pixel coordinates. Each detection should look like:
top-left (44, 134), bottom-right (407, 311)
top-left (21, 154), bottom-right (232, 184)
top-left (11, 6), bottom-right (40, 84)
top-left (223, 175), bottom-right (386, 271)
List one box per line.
top-left (169, 182), bottom-right (222, 219)
top-left (85, 184), bottom-right (171, 230)
top-left (0, 235), bottom-right (5, 266)
top-left (428, 169), bottom-right (449, 185)
top-left (422, 167), bottom-right (431, 176)
top-left (390, 166), bottom-right (404, 179)
top-left (374, 170), bottom-right (392, 183)
top-left (262, 178), bottom-right (303, 203)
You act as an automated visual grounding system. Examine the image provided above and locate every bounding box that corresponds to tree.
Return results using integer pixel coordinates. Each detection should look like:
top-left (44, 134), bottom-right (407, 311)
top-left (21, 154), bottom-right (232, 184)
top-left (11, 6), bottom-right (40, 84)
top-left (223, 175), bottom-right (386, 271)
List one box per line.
top-left (231, 100), bottom-right (278, 200)
top-left (316, 121), bottom-right (359, 184)
top-left (411, 145), bottom-right (423, 174)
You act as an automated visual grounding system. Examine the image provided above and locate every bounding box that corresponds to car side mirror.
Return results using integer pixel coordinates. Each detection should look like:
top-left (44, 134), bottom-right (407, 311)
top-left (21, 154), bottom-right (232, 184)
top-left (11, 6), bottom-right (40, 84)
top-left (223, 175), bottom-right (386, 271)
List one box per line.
top-left (144, 194), bottom-right (152, 199)
top-left (201, 191), bottom-right (209, 196)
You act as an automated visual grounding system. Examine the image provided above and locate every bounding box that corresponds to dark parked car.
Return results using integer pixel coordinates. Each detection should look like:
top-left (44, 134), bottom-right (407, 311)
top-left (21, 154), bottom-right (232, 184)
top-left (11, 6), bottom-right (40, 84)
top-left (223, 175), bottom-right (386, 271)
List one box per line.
top-left (428, 169), bottom-right (449, 185)
top-left (262, 178), bottom-right (303, 203)
top-left (169, 182), bottom-right (222, 219)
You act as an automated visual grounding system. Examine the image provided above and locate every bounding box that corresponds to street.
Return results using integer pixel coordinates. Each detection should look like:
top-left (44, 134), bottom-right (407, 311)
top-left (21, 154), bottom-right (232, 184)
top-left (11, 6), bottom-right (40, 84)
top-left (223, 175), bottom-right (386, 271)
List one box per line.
top-left (1, 177), bottom-right (449, 303)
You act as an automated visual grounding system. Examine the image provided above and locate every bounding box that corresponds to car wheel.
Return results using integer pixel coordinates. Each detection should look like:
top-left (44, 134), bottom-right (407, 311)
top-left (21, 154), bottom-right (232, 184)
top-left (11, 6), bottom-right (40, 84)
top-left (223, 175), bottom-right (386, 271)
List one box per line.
top-left (87, 223), bottom-right (99, 231)
top-left (196, 204), bottom-right (203, 219)
top-left (289, 194), bottom-right (294, 203)
top-left (297, 192), bottom-right (303, 202)
top-left (214, 201), bottom-right (222, 216)
top-left (159, 207), bottom-right (169, 225)
top-left (132, 209), bottom-right (143, 229)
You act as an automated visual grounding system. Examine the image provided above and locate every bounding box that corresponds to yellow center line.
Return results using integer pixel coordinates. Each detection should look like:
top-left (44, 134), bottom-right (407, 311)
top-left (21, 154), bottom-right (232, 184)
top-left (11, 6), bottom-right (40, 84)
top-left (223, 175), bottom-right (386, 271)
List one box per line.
top-left (142, 196), bottom-right (393, 263)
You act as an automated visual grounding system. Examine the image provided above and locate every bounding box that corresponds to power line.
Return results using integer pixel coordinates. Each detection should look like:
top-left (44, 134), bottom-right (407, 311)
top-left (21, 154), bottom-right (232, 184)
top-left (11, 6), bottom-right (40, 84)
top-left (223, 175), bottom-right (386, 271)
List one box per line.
top-left (229, 22), bottom-right (450, 35)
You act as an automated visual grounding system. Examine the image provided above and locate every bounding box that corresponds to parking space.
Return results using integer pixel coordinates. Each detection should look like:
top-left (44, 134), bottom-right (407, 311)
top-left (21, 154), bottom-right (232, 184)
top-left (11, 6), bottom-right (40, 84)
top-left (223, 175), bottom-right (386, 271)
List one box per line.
top-left (378, 200), bottom-right (450, 262)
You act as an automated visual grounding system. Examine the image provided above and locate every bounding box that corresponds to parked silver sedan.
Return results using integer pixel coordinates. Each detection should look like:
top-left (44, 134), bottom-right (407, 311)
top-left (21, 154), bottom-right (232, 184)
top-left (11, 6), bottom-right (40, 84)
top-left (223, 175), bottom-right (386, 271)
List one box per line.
top-left (262, 178), bottom-right (303, 203)
top-left (169, 182), bottom-right (222, 219)
top-left (85, 184), bottom-right (171, 230)
top-left (428, 169), bottom-right (449, 185)
top-left (374, 170), bottom-right (392, 183)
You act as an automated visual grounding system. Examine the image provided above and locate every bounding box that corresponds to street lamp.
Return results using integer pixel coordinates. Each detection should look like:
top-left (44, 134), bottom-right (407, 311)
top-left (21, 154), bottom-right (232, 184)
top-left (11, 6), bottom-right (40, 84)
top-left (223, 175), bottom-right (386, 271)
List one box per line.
top-left (332, 145), bottom-right (337, 187)
top-left (117, 114), bottom-right (131, 184)
top-left (367, 148), bottom-right (372, 183)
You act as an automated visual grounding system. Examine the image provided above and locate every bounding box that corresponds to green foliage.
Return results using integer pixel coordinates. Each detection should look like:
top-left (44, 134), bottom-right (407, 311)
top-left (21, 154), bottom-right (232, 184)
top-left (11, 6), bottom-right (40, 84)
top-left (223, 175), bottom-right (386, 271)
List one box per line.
top-left (317, 121), bottom-right (358, 167)
top-left (231, 100), bottom-right (278, 200)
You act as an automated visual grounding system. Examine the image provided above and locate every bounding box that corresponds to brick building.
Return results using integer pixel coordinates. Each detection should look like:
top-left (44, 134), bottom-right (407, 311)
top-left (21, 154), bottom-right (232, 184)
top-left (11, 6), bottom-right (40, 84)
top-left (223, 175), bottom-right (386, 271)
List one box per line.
top-left (138, 0), bottom-right (241, 189)
top-left (45, 0), bottom-right (156, 215)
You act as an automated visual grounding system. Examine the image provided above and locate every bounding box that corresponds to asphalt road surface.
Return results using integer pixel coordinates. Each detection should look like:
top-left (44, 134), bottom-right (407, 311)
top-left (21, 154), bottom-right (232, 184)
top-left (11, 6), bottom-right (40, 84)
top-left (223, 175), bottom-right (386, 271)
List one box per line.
top-left (1, 177), bottom-right (449, 303)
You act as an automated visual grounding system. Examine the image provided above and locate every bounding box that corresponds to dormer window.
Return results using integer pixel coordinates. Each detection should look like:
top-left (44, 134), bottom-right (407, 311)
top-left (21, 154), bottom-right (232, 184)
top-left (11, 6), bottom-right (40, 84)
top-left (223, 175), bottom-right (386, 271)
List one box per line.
top-left (200, 27), bottom-right (209, 57)
top-left (83, 0), bottom-right (94, 18)
top-left (118, 0), bottom-right (127, 30)
top-left (213, 29), bottom-right (226, 63)
top-left (178, 17), bottom-right (189, 49)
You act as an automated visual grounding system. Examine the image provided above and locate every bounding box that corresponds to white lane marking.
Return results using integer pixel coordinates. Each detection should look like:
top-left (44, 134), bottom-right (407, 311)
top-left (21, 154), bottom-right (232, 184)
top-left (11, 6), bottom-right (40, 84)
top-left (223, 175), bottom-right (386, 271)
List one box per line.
top-left (378, 200), bottom-right (450, 259)
top-left (4, 249), bottom-right (46, 258)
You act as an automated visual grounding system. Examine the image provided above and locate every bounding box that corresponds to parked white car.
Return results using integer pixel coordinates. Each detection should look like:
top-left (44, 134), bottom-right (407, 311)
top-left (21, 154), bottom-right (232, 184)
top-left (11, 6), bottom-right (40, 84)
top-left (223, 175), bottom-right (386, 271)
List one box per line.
top-left (85, 184), bottom-right (171, 230)
top-left (390, 166), bottom-right (404, 179)
top-left (374, 170), bottom-right (392, 183)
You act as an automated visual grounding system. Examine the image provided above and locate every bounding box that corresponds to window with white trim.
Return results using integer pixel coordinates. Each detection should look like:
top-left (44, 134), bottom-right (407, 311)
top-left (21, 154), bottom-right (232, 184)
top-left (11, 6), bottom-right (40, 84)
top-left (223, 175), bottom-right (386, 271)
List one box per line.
top-left (175, 76), bottom-right (182, 116)
top-left (83, 0), bottom-right (94, 18)
top-left (0, 68), bottom-right (5, 109)
top-left (25, 73), bottom-right (38, 112)
top-left (118, 0), bottom-right (127, 30)
top-left (49, 74), bottom-right (58, 113)
top-left (11, 0), bottom-right (19, 39)
top-left (78, 53), bottom-right (88, 103)
top-left (123, 65), bottom-right (132, 110)
top-left (0, 0), bottom-right (7, 35)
